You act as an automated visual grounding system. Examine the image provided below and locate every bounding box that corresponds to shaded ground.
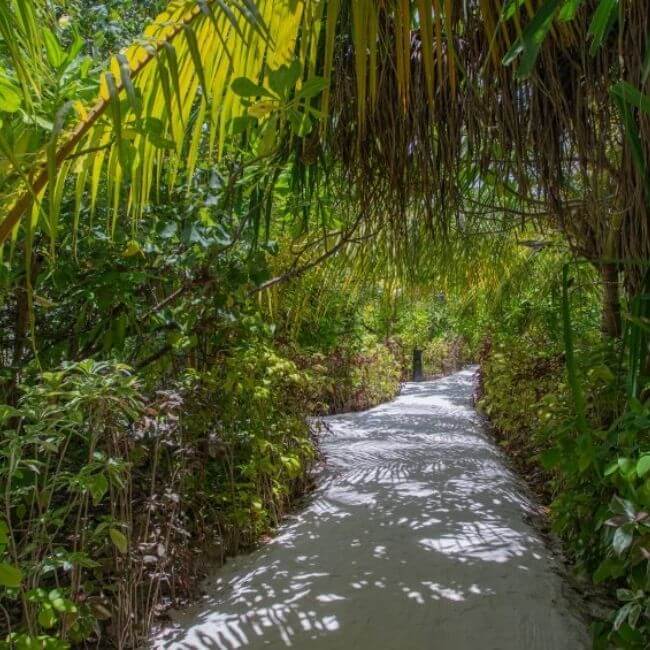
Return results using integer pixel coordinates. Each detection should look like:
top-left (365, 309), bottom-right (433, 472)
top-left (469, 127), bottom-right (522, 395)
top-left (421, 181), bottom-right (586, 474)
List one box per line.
top-left (153, 368), bottom-right (589, 649)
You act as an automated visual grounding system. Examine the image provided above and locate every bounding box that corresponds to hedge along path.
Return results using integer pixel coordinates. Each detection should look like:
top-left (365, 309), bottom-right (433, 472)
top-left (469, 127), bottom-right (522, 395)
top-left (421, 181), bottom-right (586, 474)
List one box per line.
top-left (153, 368), bottom-right (588, 649)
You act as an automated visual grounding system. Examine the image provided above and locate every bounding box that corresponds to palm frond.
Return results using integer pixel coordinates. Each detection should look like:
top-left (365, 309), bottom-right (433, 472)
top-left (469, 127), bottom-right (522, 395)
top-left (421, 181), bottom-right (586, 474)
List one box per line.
top-left (0, 0), bottom-right (318, 246)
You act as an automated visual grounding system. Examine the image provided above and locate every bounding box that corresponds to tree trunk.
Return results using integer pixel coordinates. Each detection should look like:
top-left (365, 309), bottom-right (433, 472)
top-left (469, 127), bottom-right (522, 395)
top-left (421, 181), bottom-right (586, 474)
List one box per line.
top-left (601, 263), bottom-right (621, 339)
top-left (412, 349), bottom-right (424, 381)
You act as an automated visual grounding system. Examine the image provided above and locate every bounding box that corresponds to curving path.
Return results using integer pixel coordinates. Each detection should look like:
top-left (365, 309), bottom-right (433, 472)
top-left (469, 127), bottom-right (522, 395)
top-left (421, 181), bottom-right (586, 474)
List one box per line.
top-left (153, 368), bottom-right (589, 649)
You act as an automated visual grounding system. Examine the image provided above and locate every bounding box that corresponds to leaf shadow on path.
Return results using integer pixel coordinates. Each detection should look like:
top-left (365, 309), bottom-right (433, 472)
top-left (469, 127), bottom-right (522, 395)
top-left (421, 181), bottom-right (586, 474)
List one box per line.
top-left (153, 368), bottom-right (589, 650)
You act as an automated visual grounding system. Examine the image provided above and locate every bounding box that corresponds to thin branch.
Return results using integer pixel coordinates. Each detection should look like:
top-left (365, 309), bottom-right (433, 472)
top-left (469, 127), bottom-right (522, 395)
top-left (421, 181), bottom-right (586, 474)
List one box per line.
top-left (251, 212), bottom-right (366, 294)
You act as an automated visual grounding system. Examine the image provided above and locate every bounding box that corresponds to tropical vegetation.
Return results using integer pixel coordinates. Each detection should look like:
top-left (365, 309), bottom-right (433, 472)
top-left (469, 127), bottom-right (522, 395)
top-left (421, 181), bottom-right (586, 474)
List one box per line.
top-left (0, 0), bottom-right (649, 647)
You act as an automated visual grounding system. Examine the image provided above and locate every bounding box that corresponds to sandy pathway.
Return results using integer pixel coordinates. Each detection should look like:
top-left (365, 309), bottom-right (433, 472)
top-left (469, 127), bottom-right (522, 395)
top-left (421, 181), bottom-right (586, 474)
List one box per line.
top-left (153, 368), bottom-right (589, 649)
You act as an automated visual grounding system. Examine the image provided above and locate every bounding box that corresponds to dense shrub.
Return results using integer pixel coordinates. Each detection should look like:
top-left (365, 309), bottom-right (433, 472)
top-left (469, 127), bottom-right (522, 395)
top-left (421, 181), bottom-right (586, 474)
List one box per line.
top-left (0, 349), bottom-right (316, 648)
top-left (477, 254), bottom-right (650, 648)
top-left (422, 336), bottom-right (473, 379)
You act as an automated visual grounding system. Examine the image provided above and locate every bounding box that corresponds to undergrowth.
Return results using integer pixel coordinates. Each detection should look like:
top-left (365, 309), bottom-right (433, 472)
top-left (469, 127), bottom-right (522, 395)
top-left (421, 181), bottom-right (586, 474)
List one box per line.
top-left (478, 253), bottom-right (650, 648)
top-left (0, 350), bottom-right (317, 648)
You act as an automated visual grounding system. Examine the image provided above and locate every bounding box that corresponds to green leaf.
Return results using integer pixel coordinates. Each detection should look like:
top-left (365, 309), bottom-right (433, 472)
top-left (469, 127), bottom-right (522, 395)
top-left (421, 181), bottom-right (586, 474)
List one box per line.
top-left (502, 0), bottom-right (562, 79)
top-left (117, 53), bottom-right (142, 116)
top-left (109, 528), bottom-right (128, 555)
top-left (577, 433), bottom-right (595, 472)
top-left (287, 109), bottom-right (314, 136)
top-left (183, 25), bottom-right (208, 99)
top-left (611, 494), bottom-right (636, 518)
top-left (211, 0), bottom-right (245, 38)
top-left (43, 28), bottom-right (65, 69)
top-left (611, 81), bottom-right (650, 116)
top-left (560, 264), bottom-right (588, 433)
top-left (0, 562), bottom-right (23, 588)
top-left (617, 588), bottom-right (636, 602)
top-left (540, 447), bottom-right (562, 469)
top-left (141, 117), bottom-right (175, 150)
top-left (62, 28), bottom-right (85, 69)
top-left (162, 42), bottom-right (184, 123)
top-left (296, 78), bottom-right (326, 100)
top-left (0, 77), bottom-right (22, 113)
top-left (588, 364), bottom-right (615, 383)
top-left (123, 240), bottom-right (143, 258)
top-left (637, 455), bottom-right (650, 478)
top-left (611, 86), bottom-right (649, 188)
top-left (628, 603), bottom-right (642, 629)
top-left (557, 0), bottom-right (585, 21)
top-left (49, 589), bottom-right (76, 613)
top-left (230, 115), bottom-right (253, 134)
top-left (237, 0), bottom-right (270, 38)
top-left (38, 604), bottom-right (57, 629)
top-left (614, 602), bottom-right (634, 631)
top-left (587, 0), bottom-right (618, 56)
top-left (268, 61), bottom-right (301, 96)
top-left (87, 473), bottom-right (108, 506)
top-left (105, 72), bottom-right (125, 171)
top-left (612, 527), bottom-right (634, 555)
top-left (617, 458), bottom-right (636, 478)
top-left (593, 557), bottom-right (625, 583)
top-left (231, 77), bottom-right (272, 98)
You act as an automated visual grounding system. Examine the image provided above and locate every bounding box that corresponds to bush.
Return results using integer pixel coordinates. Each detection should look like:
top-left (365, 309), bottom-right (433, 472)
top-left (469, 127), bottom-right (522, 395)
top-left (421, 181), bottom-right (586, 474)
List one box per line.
top-left (477, 255), bottom-right (650, 648)
top-left (295, 341), bottom-right (402, 414)
top-left (422, 336), bottom-right (473, 378)
top-left (0, 348), bottom-right (317, 648)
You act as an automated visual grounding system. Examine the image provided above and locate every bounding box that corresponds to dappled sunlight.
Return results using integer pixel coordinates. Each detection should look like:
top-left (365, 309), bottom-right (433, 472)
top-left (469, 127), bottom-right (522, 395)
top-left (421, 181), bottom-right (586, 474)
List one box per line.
top-left (153, 368), bottom-right (588, 649)
top-left (418, 519), bottom-right (536, 564)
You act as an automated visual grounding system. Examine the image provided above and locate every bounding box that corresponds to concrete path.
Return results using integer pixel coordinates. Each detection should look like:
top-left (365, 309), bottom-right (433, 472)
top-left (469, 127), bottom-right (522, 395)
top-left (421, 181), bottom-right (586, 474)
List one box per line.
top-left (153, 368), bottom-right (589, 649)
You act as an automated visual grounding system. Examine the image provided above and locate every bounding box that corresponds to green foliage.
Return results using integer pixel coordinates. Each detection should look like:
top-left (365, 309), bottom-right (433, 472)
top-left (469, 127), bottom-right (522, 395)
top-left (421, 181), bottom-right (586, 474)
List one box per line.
top-left (300, 342), bottom-right (403, 414)
top-left (0, 344), bottom-right (317, 646)
top-left (59, 1), bottom-right (167, 58)
top-left (0, 0), bottom-right (648, 647)
top-left (478, 251), bottom-right (650, 647)
top-left (422, 337), bottom-right (473, 379)
top-left (269, 263), bottom-right (477, 413)
top-left (0, 360), bottom-right (144, 647)
top-left (176, 338), bottom-right (317, 548)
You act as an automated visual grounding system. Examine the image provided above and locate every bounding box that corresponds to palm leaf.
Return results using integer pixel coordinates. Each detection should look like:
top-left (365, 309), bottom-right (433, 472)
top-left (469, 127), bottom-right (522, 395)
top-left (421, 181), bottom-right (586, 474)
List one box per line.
top-left (0, 0), bottom-right (314, 246)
